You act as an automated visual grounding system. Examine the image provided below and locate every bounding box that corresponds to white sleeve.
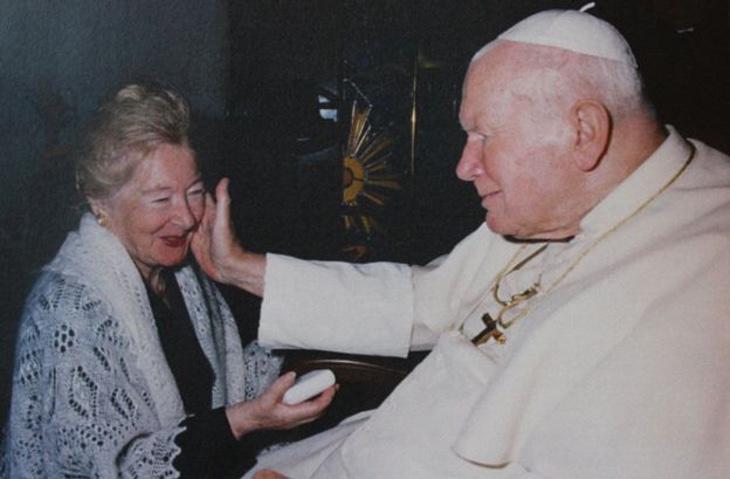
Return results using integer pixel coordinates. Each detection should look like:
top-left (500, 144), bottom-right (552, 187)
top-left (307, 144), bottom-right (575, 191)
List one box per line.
top-left (259, 224), bottom-right (507, 356)
top-left (259, 254), bottom-right (414, 357)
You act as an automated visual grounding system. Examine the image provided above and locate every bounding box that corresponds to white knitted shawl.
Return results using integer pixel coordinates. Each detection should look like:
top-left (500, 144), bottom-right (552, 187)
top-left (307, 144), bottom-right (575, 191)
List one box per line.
top-left (1, 214), bottom-right (282, 478)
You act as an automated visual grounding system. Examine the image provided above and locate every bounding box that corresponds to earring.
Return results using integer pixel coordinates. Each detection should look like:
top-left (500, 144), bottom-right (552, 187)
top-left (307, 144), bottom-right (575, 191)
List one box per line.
top-left (96, 213), bottom-right (108, 227)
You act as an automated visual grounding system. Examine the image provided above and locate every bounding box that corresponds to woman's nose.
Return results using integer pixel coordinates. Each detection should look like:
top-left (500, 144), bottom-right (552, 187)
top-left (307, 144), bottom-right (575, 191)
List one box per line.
top-left (174, 199), bottom-right (197, 229)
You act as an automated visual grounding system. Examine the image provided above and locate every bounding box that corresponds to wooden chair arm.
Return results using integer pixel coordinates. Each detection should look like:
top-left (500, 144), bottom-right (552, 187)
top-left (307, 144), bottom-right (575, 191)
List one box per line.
top-left (274, 349), bottom-right (429, 440)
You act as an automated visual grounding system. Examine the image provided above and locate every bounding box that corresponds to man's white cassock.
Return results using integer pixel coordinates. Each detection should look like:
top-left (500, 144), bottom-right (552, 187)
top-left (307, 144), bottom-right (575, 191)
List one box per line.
top-left (250, 128), bottom-right (730, 478)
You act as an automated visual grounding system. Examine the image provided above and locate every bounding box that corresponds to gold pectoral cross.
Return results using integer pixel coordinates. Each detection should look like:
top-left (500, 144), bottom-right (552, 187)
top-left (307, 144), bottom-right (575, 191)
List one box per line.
top-left (471, 313), bottom-right (506, 346)
top-left (469, 243), bottom-right (547, 347)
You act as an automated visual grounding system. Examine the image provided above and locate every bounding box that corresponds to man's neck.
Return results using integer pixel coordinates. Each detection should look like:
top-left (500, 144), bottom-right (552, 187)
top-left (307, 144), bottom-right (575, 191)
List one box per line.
top-left (583, 115), bottom-right (667, 208)
top-left (609, 116), bottom-right (667, 179)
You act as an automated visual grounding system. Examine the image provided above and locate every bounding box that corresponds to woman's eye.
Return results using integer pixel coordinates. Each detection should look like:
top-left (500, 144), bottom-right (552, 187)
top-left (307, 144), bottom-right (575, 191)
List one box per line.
top-left (188, 188), bottom-right (205, 198)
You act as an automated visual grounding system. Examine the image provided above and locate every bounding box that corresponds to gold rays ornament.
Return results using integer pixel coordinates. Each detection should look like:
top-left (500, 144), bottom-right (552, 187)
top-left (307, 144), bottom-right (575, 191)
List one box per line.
top-left (341, 101), bottom-right (401, 236)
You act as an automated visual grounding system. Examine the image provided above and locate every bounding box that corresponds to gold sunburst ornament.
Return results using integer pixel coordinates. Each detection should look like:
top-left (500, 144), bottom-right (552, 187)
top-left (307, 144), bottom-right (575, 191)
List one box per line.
top-left (341, 102), bottom-right (400, 236)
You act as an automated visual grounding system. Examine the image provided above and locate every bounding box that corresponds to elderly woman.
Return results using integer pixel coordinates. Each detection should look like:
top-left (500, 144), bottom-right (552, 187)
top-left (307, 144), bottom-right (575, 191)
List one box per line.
top-left (0, 84), bottom-right (334, 478)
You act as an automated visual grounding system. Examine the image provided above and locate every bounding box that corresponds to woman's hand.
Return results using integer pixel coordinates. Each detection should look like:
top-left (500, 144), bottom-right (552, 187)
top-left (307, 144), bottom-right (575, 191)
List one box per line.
top-left (192, 178), bottom-right (266, 296)
top-left (225, 372), bottom-right (336, 440)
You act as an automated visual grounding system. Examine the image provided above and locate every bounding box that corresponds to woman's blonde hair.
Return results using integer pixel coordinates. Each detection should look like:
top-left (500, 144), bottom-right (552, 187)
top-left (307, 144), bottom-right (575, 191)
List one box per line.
top-left (75, 83), bottom-right (192, 199)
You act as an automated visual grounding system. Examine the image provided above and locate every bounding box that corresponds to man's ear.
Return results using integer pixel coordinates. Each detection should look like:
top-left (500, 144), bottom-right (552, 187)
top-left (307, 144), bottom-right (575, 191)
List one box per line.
top-left (570, 99), bottom-right (610, 172)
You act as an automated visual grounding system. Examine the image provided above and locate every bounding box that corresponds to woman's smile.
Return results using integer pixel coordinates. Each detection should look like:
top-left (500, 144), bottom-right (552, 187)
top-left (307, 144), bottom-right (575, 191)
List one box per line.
top-left (161, 235), bottom-right (188, 248)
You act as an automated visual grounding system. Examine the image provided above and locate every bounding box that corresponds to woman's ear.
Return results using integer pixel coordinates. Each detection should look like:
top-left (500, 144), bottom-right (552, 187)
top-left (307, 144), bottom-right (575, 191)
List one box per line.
top-left (87, 198), bottom-right (110, 226)
top-left (87, 197), bottom-right (102, 216)
top-left (570, 99), bottom-right (610, 172)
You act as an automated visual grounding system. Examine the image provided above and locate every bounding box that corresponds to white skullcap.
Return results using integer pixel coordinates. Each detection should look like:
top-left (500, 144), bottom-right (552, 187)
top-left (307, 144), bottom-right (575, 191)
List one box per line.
top-left (497, 9), bottom-right (637, 68)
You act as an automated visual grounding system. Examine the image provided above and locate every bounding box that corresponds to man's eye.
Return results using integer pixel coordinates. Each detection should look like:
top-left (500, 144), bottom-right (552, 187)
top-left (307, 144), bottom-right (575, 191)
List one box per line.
top-left (188, 188), bottom-right (205, 198)
top-left (152, 197), bottom-right (170, 204)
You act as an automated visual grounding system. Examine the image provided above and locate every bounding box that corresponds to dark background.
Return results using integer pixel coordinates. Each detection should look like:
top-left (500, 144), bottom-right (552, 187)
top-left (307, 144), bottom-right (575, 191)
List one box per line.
top-left (1, 0), bottom-right (728, 432)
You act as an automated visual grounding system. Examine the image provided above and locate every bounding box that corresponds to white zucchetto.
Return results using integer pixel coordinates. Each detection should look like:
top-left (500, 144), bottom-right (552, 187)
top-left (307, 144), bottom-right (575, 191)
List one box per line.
top-left (498, 9), bottom-right (637, 68)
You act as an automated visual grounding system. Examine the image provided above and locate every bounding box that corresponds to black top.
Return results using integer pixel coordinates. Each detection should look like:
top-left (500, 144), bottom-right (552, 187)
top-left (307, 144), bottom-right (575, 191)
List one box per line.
top-left (146, 270), bottom-right (256, 478)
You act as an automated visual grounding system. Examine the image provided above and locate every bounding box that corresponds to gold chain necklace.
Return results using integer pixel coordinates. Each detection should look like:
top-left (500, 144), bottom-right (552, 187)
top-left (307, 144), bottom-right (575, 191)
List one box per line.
top-left (492, 243), bottom-right (548, 312)
top-left (470, 244), bottom-right (546, 345)
top-left (471, 143), bottom-right (696, 346)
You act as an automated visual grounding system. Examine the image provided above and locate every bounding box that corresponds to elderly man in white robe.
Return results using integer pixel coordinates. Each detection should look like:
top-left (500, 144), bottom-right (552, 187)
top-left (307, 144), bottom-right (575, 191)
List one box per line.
top-left (193, 9), bottom-right (730, 479)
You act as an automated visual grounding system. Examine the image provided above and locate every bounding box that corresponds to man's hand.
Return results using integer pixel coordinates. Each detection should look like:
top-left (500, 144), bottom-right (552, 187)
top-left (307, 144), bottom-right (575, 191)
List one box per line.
top-left (253, 469), bottom-right (289, 479)
top-left (225, 372), bottom-right (336, 439)
top-left (192, 178), bottom-right (241, 282)
top-left (191, 178), bottom-right (266, 295)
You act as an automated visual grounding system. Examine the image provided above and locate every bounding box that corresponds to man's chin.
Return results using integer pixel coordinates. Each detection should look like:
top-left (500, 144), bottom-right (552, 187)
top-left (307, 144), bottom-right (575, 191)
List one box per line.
top-left (485, 213), bottom-right (577, 241)
top-left (485, 216), bottom-right (541, 241)
top-left (484, 214), bottom-right (514, 237)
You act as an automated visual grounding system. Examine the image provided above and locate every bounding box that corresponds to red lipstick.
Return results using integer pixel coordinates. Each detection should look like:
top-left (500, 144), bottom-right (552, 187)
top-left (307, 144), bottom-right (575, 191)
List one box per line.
top-left (161, 236), bottom-right (186, 248)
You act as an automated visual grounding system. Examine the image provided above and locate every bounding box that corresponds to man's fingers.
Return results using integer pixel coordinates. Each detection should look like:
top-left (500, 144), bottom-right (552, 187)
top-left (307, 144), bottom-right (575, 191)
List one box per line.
top-left (215, 177), bottom-right (230, 202)
top-left (253, 469), bottom-right (288, 479)
top-left (202, 192), bottom-right (217, 230)
top-left (214, 177), bottom-right (231, 235)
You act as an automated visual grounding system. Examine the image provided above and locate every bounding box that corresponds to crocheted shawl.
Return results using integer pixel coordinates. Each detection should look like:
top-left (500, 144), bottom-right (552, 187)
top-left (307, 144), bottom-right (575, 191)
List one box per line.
top-left (1, 213), bottom-right (282, 478)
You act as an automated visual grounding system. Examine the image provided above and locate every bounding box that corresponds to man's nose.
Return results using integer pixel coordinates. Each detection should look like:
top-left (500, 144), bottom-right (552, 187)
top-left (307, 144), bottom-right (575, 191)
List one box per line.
top-left (455, 141), bottom-right (483, 182)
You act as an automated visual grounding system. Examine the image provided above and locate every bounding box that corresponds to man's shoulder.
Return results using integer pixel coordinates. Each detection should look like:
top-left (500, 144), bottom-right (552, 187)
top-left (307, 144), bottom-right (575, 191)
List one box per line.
top-left (690, 139), bottom-right (730, 184)
top-left (674, 140), bottom-right (730, 229)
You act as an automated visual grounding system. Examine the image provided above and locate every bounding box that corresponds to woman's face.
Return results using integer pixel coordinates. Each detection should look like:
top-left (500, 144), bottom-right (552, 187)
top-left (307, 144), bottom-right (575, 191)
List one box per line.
top-left (92, 143), bottom-right (205, 280)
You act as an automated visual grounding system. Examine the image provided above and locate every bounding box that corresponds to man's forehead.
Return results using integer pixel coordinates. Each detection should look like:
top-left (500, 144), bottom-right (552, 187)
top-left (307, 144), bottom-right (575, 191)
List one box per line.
top-left (461, 43), bottom-right (567, 128)
top-left (469, 41), bottom-right (542, 79)
top-left (460, 60), bottom-right (516, 128)
top-left (464, 43), bottom-right (528, 100)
